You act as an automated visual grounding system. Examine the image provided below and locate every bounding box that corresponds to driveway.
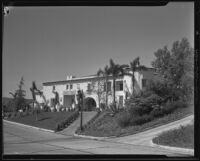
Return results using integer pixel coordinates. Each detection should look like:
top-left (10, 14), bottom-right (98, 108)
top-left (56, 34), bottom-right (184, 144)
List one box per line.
top-left (3, 119), bottom-right (192, 156)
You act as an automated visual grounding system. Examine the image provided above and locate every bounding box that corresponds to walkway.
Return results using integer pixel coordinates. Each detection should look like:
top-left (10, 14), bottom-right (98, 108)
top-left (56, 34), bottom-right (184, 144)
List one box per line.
top-left (58, 111), bottom-right (97, 136)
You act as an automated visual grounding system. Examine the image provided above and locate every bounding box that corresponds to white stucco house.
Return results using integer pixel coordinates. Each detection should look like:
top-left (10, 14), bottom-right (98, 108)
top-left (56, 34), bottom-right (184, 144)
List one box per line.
top-left (36, 68), bottom-right (160, 110)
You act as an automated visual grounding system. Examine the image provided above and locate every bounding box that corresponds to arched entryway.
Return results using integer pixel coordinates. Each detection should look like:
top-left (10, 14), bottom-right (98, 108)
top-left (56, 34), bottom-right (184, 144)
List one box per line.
top-left (83, 97), bottom-right (96, 111)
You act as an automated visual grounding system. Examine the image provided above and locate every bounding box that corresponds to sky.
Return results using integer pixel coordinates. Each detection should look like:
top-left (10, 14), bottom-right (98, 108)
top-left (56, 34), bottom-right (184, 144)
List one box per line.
top-left (3, 2), bottom-right (194, 99)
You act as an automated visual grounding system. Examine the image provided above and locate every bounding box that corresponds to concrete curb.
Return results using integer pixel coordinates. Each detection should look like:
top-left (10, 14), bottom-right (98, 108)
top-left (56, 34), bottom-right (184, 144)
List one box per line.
top-left (150, 140), bottom-right (194, 156)
top-left (74, 133), bottom-right (116, 140)
top-left (3, 119), bottom-right (55, 133)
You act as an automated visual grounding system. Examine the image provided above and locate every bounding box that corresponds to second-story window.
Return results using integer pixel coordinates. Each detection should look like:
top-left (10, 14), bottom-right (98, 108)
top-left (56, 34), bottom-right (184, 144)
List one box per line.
top-left (87, 83), bottom-right (91, 91)
top-left (66, 84), bottom-right (68, 90)
top-left (104, 82), bottom-right (111, 92)
top-left (116, 81), bottom-right (123, 91)
top-left (70, 84), bottom-right (73, 90)
top-left (53, 85), bottom-right (55, 91)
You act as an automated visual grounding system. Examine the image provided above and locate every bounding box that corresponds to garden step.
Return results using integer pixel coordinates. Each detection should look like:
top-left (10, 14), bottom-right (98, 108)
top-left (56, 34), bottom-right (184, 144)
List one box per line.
top-left (58, 111), bottom-right (97, 136)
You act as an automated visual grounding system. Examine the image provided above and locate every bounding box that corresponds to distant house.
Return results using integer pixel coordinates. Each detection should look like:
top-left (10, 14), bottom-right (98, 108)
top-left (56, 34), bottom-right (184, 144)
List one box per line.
top-left (39, 68), bottom-right (161, 110)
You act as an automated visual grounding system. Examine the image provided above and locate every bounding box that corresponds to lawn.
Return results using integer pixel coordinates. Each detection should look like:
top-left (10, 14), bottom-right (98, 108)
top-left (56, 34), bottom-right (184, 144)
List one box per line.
top-left (76, 106), bottom-right (193, 137)
top-left (152, 124), bottom-right (194, 149)
top-left (6, 111), bottom-right (77, 131)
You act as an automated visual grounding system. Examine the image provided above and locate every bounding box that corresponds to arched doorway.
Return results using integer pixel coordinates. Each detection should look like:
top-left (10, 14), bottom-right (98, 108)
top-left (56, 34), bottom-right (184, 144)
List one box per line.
top-left (83, 97), bottom-right (96, 111)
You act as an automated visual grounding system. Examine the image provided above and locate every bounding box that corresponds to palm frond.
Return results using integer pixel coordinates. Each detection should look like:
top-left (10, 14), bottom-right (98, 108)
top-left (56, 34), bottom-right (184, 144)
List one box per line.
top-left (32, 81), bottom-right (37, 90)
top-left (97, 68), bottom-right (104, 77)
top-left (104, 65), bottom-right (110, 75)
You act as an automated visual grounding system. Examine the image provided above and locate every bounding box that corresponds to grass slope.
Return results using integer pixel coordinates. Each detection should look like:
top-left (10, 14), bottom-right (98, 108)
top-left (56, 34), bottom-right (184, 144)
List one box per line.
top-left (152, 124), bottom-right (194, 149)
top-left (76, 106), bottom-right (193, 137)
top-left (6, 111), bottom-right (76, 131)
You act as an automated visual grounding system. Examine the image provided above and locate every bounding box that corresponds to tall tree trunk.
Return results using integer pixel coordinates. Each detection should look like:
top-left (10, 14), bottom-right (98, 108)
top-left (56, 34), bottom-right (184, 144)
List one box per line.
top-left (113, 77), bottom-right (116, 107)
top-left (105, 77), bottom-right (108, 108)
top-left (132, 75), bottom-right (135, 95)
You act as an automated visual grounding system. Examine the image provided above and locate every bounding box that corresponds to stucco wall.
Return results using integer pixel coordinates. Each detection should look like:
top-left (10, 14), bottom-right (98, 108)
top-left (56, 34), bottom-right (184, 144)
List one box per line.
top-left (41, 69), bottom-right (160, 109)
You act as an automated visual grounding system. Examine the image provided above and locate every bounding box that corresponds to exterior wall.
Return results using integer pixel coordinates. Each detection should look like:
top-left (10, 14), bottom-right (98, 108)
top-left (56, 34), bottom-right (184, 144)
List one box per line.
top-left (41, 69), bottom-right (161, 109)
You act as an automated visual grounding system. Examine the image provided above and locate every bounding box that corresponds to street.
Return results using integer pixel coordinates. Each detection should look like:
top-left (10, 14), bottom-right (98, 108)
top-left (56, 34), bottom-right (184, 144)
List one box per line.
top-left (3, 118), bottom-right (193, 157)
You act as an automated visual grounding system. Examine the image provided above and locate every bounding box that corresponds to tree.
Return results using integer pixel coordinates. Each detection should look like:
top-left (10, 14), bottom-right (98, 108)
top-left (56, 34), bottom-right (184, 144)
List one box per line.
top-left (108, 59), bottom-right (128, 109)
top-left (9, 77), bottom-right (26, 112)
top-left (151, 38), bottom-right (194, 102)
top-left (90, 77), bottom-right (105, 110)
top-left (97, 65), bottom-right (110, 108)
top-left (52, 89), bottom-right (60, 111)
top-left (125, 57), bottom-right (147, 95)
top-left (30, 81), bottom-right (42, 121)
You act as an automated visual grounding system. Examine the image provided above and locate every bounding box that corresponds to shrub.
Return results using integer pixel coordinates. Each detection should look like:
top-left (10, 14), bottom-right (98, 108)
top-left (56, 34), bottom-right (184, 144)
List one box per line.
top-left (55, 123), bottom-right (61, 132)
top-left (128, 104), bottom-right (153, 117)
top-left (59, 105), bottom-right (66, 112)
top-left (130, 114), bottom-right (154, 125)
top-left (7, 113), bottom-right (12, 118)
top-left (11, 112), bottom-right (17, 118)
top-left (117, 112), bottom-right (131, 127)
top-left (150, 108), bottom-right (164, 118)
top-left (100, 103), bottom-right (106, 110)
top-left (162, 100), bottom-right (180, 115)
top-left (55, 110), bottom-right (80, 132)
top-left (172, 100), bottom-right (188, 108)
top-left (141, 90), bottom-right (155, 98)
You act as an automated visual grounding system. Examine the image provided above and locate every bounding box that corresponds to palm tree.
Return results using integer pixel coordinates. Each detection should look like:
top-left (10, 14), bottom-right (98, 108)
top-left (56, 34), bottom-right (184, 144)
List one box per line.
top-left (108, 59), bottom-right (128, 110)
top-left (97, 65), bottom-right (110, 108)
top-left (126, 57), bottom-right (147, 95)
top-left (52, 89), bottom-right (60, 111)
top-left (30, 81), bottom-right (40, 121)
top-left (9, 92), bottom-right (17, 99)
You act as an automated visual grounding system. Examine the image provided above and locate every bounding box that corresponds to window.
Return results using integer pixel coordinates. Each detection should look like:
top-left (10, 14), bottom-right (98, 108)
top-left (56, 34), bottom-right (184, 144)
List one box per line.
top-left (116, 81), bottom-right (123, 91)
top-left (53, 85), bottom-right (55, 91)
top-left (104, 82), bottom-right (111, 91)
top-left (87, 83), bottom-right (91, 91)
top-left (70, 84), bottom-right (73, 89)
top-left (66, 84), bottom-right (69, 90)
top-left (142, 79), bottom-right (147, 88)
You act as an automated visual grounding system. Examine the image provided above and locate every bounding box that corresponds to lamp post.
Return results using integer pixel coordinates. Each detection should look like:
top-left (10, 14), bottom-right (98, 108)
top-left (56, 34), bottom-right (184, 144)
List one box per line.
top-left (77, 90), bottom-right (83, 131)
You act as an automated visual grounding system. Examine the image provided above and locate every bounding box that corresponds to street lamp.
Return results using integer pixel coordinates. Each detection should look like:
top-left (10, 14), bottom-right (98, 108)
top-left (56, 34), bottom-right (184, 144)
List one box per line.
top-left (77, 90), bottom-right (83, 131)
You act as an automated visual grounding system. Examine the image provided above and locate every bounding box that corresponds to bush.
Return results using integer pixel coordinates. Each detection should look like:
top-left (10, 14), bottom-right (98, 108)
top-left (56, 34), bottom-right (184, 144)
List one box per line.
top-left (100, 103), bottom-right (106, 110)
top-left (11, 112), bottom-right (17, 118)
top-left (55, 123), bottom-right (61, 132)
top-left (172, 100), bottom-right (188, 108)
top-left (43, 105), bottom-right (50, 112)
top-left (130, 114), bottom-right (154, 125)
top-left (162, 101), bottom-right (178, 115)
top-left (117, 112), bottom-right (131, 127)
top-left (7, 113), bottom-right (12, 118)
top-left (150, 108), bottom-right (164, 118)
top-left (55, 110), bottom-right (80, 132)
top-left (128, 104), bottom-right (153, 117)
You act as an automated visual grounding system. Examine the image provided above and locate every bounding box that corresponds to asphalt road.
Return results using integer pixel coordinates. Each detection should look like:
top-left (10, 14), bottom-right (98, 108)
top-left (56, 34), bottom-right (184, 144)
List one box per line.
top-left (3, 119), bottom-right (193, 157)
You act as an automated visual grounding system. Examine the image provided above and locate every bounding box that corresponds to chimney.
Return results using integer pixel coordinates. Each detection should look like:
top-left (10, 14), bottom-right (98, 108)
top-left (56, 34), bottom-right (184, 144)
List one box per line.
top-left (66, 75), bottom-right (75, 80)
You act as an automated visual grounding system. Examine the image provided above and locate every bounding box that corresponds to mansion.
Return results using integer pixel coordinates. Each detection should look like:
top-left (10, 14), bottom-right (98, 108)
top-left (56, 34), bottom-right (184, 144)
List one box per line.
top-left (36, 68), bottom-right (160, 110)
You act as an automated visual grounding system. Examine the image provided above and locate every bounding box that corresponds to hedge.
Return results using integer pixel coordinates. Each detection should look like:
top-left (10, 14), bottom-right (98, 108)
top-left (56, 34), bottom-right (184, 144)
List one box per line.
top-left (55, 110), bottom-right (79, 132)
